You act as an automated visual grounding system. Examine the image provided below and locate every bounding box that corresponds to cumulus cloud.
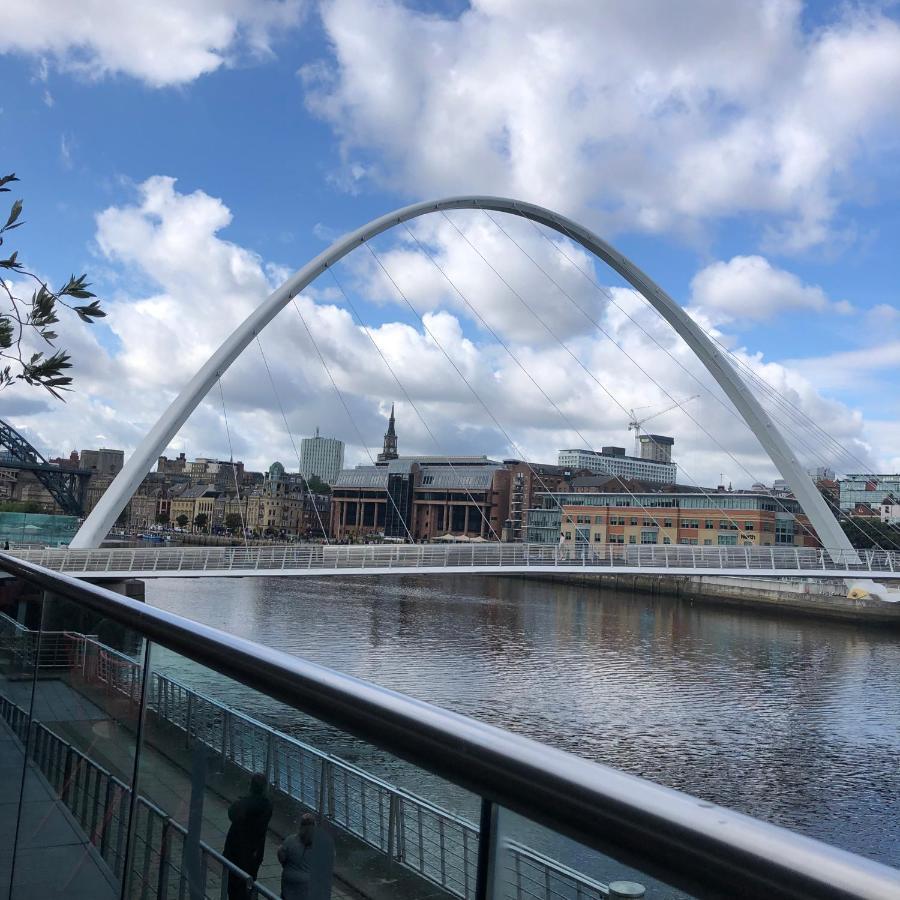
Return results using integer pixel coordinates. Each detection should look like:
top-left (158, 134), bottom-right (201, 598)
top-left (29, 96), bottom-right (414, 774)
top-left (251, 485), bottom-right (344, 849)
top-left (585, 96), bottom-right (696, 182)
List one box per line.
top-left (6, 178), bottom-right (884, 494)
top-left (0, 0), bottom-right (306, 87)
top-left (688, 255), bottom-right (852, 325)
top-left (303, 0), bottom-right (900, 250)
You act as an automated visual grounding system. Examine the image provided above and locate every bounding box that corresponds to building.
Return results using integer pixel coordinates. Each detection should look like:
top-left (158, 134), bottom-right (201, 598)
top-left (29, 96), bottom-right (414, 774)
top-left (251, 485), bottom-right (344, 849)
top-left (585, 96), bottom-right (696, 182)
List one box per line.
top-left (331, 456), bottom-right (510, 541)
top-left (157, 453), bottom-right (187, 475)
top-left (839, 475), bottom-right (900, 512)
top-left (299, 428), bottom-right (345, 485)
top-left (638, 434), bottom-right (674, 463)
top-left (557, 446), bottom-right (677, 484)
top-left (170, 484), bottom-right (219, 528)
top-left (880, 496), bottom-right (900, 525)
top-left (376, 404), bottom-right (398, 462)
top-left (502, 460), bottom-right (569, 542)
top-left (526, 489), bottom-right (818, 548)
top-left (80, 448), bottom-right (124, 476)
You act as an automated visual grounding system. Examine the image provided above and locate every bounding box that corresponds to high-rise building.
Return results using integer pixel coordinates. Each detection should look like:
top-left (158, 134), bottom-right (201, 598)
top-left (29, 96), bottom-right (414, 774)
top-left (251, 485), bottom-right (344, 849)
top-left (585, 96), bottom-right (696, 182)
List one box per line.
top-left (638, 434), bottom-right (674, 463)
top-left (299, 428), bottom-right (345, 485)
top-left (376, 404), bottom-right (398, 462)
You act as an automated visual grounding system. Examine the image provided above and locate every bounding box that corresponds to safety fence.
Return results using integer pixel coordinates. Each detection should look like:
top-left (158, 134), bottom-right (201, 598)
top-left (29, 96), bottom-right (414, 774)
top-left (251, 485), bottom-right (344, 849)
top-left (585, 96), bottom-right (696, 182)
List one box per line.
top-left (9, 541), bottom-right (900, 578)
top-left (0, 692), bottom-right (279, 900)
top-left (0, 612), bottom-right (615, 900)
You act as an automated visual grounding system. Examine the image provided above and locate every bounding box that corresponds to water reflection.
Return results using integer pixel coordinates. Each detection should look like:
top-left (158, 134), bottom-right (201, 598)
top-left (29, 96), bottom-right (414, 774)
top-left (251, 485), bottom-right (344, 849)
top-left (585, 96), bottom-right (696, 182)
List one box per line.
top-left (146, 574), bottom-right (900, 865)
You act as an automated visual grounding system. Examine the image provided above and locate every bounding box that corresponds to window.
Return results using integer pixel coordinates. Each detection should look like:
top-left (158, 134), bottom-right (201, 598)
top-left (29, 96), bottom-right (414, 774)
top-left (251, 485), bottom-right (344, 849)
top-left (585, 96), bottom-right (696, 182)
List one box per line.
top-left (663, 536), bottom-right (672, 544)
top-left (564, 531), bottom-right (572, 540)
top-left (718, 534), bottom-right (738, 545)
top-left (641, 530), bottom-right (658, 544)
top-left (704, 519), bottom-right (714, 529)
top-left (594, 515), bottom-right (604, 524)
top-left (642, 518), bottom-right (654, 526)
top-left (744, 521), bottom-right (754, 530)
top-left (593, 532), bottom-right (603, 541)
top-left (628, 535), bottom-right (636, 543)
top-left (703, 539), bottom-right (712, 545)
top-left (630, 517), bottom-right (638, 526)
top-left (664, 518), bottom-right (673, 528)
top-left (682, 519), bottom-right (698, 529)
top-left (679, 538), bottom-right (698, 545)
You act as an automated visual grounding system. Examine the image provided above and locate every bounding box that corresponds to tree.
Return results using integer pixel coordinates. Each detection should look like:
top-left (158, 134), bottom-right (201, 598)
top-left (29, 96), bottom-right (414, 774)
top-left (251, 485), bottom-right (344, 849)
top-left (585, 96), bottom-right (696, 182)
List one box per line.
top-left (305, 474), bottom-right (331, 494)
top-left (155, 512), bottom-right (169, 526)
top-left (194, 512), bottom-right (209, 532)
top-left (0, 172), bottom-right (105, 397)
top-left (175, 514), bottom-right (189, 529)
top-left (224, 512), bottom-right (243, 533)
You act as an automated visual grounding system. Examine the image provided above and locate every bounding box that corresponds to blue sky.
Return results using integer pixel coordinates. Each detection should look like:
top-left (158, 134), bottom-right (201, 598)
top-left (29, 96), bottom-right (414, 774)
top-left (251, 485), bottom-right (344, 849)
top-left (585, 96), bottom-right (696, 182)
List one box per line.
top-left (2, 0), bottom-right (899, 485)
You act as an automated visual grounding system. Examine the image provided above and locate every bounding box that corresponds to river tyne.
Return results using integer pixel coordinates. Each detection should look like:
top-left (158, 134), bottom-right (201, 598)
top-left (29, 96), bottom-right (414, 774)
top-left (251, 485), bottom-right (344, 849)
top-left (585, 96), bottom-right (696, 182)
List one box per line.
top-left (146, 573), bottom-right (900, 869)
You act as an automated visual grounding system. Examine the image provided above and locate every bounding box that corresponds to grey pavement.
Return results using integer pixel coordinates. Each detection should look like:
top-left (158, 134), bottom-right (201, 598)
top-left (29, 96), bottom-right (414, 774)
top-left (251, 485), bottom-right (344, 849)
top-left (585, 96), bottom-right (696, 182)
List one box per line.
top-left (0, 714), bottom-right (120, 900)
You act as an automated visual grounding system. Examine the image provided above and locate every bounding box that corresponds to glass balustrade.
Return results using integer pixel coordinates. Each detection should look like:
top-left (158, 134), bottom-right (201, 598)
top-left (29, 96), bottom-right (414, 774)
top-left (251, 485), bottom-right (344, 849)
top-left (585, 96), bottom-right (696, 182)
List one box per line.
top-left (1, 552), bottom-right (899, 900)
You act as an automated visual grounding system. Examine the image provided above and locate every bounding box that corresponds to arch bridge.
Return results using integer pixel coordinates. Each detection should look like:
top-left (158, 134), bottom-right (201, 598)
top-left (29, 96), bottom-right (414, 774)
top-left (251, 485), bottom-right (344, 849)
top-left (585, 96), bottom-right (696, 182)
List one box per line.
top-left (0, 418), bottom-right (89, 516)
top-left (62, 197), bottom-right (890, 597)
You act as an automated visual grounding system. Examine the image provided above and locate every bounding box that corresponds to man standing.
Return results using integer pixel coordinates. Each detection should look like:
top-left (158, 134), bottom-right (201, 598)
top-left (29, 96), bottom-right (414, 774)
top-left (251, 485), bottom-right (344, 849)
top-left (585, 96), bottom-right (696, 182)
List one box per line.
top-left (224, 772), bottom-right (274, 899)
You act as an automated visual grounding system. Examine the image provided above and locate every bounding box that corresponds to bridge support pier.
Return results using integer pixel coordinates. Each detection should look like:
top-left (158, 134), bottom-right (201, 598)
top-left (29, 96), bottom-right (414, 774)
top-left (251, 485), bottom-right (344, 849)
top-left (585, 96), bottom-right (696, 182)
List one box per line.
top-left (87, 578), bottom-right (146, 603)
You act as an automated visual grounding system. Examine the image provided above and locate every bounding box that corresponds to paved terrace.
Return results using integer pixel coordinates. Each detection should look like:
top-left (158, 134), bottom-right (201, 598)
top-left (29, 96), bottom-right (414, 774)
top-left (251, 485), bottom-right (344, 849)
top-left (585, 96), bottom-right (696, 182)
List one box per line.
top-left (8, 542), bottom-right (900, 581)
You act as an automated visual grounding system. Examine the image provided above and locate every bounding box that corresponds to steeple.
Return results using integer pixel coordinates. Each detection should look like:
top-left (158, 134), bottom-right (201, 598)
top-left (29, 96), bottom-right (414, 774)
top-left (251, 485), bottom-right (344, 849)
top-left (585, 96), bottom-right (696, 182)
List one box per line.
top-left (377, 403), bottom-right (398, 462)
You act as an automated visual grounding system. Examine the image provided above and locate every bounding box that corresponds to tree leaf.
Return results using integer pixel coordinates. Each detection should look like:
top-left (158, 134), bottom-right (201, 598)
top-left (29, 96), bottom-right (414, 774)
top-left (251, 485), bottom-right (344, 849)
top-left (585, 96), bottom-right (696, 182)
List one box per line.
top-left (4, 199), bottom-right (23, 230)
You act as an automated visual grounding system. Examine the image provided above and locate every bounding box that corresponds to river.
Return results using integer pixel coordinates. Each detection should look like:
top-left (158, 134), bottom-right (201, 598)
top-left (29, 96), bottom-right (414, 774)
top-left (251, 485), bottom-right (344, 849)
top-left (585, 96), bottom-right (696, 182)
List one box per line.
top-left (145, 573), bottom-right (900, 875)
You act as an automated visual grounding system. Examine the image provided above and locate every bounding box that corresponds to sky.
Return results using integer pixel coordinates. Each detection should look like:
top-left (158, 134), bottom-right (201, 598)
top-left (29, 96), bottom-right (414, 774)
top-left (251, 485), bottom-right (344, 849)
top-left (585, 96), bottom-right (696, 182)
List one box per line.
top-left (1, 0), bottom-right (899, 489)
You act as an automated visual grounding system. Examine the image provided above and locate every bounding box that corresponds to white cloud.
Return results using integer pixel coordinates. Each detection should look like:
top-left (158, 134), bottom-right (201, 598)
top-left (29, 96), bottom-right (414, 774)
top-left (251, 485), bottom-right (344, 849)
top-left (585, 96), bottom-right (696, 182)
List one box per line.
top-left (304, 0), bottom-right (900, 250)
top-left (7, 177), bottom-right (882, 491)
top-left (688, 254), bottom-right (852, 324)
top-left (0, 0), bottom-right (306, 87)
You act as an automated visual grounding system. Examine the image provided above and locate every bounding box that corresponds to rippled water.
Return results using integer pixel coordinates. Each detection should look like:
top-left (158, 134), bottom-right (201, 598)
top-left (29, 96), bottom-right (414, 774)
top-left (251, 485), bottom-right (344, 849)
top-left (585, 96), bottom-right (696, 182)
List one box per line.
top-left (146, 573), bottom-right (900, 868)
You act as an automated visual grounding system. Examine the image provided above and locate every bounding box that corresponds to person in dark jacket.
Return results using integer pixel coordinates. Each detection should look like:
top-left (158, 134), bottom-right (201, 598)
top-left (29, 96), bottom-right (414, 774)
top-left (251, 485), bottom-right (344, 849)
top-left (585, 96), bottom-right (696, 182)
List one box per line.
top-left (224, 772), bottom-right (274, 900)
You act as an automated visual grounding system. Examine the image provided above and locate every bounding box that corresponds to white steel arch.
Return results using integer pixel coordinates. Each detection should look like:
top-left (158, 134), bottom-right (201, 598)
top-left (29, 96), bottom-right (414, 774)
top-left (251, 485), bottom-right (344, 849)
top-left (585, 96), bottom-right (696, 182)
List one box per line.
top-left (71, 196), bottom-right (854, 559)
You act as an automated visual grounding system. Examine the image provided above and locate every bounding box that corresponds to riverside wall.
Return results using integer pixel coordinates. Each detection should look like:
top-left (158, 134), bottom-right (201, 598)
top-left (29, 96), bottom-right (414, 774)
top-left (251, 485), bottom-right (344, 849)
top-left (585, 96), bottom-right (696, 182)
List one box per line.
top-left (520, 572), bottom-right (900, 625)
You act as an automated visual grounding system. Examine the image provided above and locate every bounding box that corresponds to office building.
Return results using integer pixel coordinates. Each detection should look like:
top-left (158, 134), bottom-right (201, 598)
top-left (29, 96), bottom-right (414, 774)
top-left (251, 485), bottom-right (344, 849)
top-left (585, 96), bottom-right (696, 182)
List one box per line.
top-left (557, 445), bottom-right (677, 484)
top-left (80, 447), bottom-right (124, 476)
top-left (839, 474), bottom-right (900, 512)
top-left (300, 428), bottom-right (345, 485)
top-left (638, 433), bottom-right (674, 463)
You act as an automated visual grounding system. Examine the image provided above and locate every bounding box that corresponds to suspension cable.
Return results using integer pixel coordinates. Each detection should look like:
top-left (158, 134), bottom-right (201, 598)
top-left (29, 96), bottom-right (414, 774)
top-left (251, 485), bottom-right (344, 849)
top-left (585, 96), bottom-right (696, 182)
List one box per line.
top-left (216, 377), bottom-right (249, 549)
top-left (520, 215), bottom-right (892, 550)
top-left (255, 336), bottom-right (331, 544)
top-left (288, 297), bottom-right (416, 543)
top-left (326, 267), bottom-right (501, 541)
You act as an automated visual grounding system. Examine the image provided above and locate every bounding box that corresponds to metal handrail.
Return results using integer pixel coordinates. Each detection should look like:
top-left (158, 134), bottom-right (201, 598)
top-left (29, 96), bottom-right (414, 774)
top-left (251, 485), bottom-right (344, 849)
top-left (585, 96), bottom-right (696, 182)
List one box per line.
top-left (1, 551), bottom-right (898, 899)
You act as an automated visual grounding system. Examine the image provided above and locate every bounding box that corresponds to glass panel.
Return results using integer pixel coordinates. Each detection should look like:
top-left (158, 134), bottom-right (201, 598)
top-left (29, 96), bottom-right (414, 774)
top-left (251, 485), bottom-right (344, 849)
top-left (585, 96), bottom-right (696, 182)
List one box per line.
top-left (133, 645), bottom-right (481, 900)
top-left (7, 587), bottom-right (149, 899)
top-left (0, 573), bottom-right (41, 899)
top-left (491, 806), bottom-right (698, 900)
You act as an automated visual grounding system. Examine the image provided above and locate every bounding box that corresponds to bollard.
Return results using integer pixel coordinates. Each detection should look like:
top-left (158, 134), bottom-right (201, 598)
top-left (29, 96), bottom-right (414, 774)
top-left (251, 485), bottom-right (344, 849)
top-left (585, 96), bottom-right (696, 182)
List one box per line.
top-left (609, 881), bottom-right (646, 899)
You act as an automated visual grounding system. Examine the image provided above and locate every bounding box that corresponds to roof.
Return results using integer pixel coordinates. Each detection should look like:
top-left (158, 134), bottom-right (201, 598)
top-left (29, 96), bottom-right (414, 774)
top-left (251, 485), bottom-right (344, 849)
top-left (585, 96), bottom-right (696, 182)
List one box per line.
top-left (172, 483), bottom-right (218, 499)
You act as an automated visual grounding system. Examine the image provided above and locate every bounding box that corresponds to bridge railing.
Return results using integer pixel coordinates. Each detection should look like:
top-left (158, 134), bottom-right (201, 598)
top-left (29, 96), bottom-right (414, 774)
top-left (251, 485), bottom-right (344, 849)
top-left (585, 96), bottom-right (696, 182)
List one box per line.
top-left (9, 541), bottom-right (898, 575)
top-left (2, 551), bottom-right (899, 900)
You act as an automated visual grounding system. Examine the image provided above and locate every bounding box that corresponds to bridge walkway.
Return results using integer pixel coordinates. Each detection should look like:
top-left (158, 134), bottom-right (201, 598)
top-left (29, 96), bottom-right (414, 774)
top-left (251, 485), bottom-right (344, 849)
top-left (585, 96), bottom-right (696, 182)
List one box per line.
top-left (2, 675), bottom-right (444, 900)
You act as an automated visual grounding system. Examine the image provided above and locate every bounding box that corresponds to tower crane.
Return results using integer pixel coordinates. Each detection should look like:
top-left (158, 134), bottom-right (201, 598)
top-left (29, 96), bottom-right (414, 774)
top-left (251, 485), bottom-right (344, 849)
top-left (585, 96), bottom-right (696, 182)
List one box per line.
top-left (628, 395), bottom-right (699, 456)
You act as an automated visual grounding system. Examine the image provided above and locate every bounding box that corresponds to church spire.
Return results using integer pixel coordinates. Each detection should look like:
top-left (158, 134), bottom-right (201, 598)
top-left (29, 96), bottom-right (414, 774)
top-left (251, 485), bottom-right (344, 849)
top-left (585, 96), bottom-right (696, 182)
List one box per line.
top-left (378, 403), bottom-right (398, 461)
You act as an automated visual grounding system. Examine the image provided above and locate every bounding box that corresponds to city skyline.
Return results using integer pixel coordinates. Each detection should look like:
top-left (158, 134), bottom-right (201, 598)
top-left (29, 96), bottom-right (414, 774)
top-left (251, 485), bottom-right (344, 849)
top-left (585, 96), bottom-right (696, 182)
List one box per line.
top-left (1, 1), bottom-right (899, 489)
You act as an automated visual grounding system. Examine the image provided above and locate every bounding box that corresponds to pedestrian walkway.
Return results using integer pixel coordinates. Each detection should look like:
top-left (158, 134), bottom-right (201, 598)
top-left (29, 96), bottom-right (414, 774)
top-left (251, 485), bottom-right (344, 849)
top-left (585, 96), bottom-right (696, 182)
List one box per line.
top-left (0, 710), bottom-right (119, 899)
top-left (22, 677), bottom-right (371, 900)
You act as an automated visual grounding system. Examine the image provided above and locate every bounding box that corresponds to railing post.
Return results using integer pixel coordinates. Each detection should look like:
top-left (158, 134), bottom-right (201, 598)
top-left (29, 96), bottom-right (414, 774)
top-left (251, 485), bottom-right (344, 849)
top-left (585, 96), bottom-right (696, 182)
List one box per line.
top-left (265, 730), bottom-right (276, 786)
top-left (387, 793), bottom-right (401, 865)
top-left (221, 710), bottom-right (230, 762)
top-left (475, 799), bottom-right (497, 900)
top-left (158, 817), bottom-right (172, 900)
top-left (185, 693), bottom-right (193, 748)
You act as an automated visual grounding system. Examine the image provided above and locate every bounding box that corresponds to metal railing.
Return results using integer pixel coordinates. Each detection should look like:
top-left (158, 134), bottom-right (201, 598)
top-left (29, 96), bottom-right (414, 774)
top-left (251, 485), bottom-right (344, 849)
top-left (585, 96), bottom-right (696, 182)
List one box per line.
top-left (2, 551), bottom-right (900, 899)
top-left (0, 692), bottom-right (279, 900)
top-left (7, 542), bottom-right (900, 579)
top-left (0, 609), bottom-right (593, 900)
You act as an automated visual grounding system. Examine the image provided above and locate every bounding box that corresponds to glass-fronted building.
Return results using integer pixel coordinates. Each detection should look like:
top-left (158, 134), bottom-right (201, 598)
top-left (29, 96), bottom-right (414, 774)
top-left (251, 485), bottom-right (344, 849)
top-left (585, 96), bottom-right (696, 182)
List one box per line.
top-left (525, 491), bottom-right (817, 547)
top-left (839, 474), bottom-right (900, 512)
top-left (557, 447), bottom-right (677, 484)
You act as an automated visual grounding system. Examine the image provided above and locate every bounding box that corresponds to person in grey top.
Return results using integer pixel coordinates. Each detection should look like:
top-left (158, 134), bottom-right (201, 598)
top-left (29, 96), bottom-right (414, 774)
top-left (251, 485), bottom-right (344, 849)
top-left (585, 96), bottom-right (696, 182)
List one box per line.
top-left (277, 813), bottom-right (316, 900)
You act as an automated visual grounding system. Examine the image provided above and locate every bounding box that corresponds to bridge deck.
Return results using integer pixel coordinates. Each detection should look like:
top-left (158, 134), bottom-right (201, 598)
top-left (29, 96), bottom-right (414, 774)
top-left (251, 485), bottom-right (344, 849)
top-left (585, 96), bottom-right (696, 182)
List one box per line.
top-left (7, 543), bottom-right (898, 581)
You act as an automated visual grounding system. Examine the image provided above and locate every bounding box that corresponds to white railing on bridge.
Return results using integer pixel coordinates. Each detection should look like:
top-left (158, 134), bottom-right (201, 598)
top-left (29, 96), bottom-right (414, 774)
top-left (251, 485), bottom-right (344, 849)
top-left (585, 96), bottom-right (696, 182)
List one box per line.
top-left (8, 541), bottom-right (898, 578)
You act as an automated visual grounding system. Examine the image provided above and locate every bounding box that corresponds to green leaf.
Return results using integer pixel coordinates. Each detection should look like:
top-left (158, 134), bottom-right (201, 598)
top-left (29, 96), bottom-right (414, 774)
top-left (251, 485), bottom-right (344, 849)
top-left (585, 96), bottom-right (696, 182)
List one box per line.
top-left (0, 251), bottom-right (21, 270)
top-left (4, 199), bottom-right (23, 230)
top-left (0, 173), bottom-right (19, 192)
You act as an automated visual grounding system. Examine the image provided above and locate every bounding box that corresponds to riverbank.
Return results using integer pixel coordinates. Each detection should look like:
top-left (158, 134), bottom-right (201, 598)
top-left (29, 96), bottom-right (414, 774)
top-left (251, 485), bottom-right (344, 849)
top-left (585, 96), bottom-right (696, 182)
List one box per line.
top-left (520, 571), bottom-right (900, 625)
